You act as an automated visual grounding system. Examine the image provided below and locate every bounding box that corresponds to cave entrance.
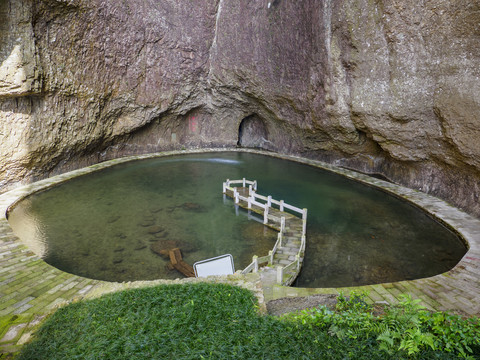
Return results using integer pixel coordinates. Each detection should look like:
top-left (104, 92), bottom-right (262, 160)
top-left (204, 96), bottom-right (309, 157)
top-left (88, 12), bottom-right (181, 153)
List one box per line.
top-left (237, 114), bottom-right (268, 149)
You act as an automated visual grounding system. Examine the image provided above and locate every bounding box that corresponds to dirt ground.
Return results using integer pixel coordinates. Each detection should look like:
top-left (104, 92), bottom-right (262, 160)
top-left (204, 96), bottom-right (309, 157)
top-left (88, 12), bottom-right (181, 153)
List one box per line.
top-left (266, 294), bottom-right (338, 316)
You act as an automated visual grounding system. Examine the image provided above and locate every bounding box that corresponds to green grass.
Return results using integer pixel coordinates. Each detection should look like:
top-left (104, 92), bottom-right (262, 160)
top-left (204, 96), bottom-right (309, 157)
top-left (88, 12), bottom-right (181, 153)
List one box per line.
top-left (16, 284), bottom-right (478, 359)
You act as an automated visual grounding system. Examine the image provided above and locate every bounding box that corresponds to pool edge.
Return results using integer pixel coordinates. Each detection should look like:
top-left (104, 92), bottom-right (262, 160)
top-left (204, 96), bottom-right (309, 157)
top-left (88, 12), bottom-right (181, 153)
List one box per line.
top-left (1, 147), bottom-right (479, 353)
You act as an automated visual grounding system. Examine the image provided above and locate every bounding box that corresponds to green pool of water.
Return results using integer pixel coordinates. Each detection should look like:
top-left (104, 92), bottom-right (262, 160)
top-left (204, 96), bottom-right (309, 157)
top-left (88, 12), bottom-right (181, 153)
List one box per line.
top-left (7, 152), bottom-right (466, 287)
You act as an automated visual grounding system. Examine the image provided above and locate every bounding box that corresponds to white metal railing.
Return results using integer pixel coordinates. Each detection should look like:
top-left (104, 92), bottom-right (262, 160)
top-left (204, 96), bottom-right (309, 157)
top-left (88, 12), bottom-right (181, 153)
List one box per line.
top-left (270, 232), bottom-right (282, 264)
top-left (224, 178), bottom-right (307, 284)
top-left (241, 254), bottom-right (272, 275)
top-left (276, 254), bottom-right (301, 284)
top-left (223, 178), bottom-right (307, 233)
top-left (223, 178), bottom-right (257, 193)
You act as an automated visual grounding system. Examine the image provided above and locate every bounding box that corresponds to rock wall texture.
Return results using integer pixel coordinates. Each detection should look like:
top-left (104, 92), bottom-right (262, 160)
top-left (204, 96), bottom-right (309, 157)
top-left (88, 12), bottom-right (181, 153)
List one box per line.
top-left (1, 0), bottom-right (480, 216)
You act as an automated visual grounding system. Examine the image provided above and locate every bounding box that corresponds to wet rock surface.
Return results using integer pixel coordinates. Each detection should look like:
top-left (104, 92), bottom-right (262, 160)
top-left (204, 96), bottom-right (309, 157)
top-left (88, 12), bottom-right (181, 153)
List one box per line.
top-left (1, 0), bottom-right (480, 216)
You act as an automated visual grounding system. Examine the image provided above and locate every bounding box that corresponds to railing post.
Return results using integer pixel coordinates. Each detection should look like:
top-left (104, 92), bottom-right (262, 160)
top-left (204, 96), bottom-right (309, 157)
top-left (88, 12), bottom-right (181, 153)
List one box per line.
top-left (302, 208), bottom-right (308, 221)
top-left (263, 207), bottom-right (268, 224)
top-left (243, 178), bottom-right (246, 187)
top-left (235, 191), bottom-right (239, 204)
top-left (248, 185), bottom-right (253, 209)
top-left (280, 200), bottom-right (284, 212)
top-left (301, 234), bottom-right (306, 252)
top-left (277, 232), bottom-right (282, 248)
top-left (302, 208), bottom-right (308, 236)
top-left (276, 266), bottom-right (283, 285)
top-left (226, 179), bottom-right (230, 187)
top-left (268, 250), bottom-right (273, 265)
top-left (280, 217), bottom-right (285, 234)
top-left (253, 255), bottom-right (258, 273)
top-left (267, 195), bottom-right (272, 207)
top-left (222, 182), bottom-right (226, 193)
top-left (253, 180), bottom-right (257, 191)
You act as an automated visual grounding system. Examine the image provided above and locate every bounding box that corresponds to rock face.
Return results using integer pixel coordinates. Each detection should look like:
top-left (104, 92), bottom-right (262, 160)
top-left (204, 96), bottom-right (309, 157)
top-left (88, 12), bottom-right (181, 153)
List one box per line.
top-left (1, 0), bottom-right (480, 216)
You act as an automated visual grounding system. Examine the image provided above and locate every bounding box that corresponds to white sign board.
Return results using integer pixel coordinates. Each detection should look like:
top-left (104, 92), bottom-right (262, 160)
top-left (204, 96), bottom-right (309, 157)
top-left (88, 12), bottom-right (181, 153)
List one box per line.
top-left (193, 254), bottom-right (235, 277)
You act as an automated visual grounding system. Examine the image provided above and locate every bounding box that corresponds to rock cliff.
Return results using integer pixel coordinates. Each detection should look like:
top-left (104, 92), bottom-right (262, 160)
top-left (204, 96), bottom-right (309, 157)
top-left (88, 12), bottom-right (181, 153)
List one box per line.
top-left (1, 0), bottom-right (480, 216)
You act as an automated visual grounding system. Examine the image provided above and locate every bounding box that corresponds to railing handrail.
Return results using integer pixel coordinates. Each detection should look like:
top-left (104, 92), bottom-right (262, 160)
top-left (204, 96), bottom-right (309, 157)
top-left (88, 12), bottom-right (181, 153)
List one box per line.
top-left (242, 261), bottom-right (256, 274)
top-left (225, 178), bottom-right (257, 190)
top-left (271, 232), bottom-right (282, 257)
top-left (224, 180), bottom-right (307, 220)
top-left (250, 198), bottom-right (267, 210)
top-left (228, 179), bottom-right (256, 186)
top-left (252, 192), bottom-right (269, 202)
top-left (250, 191), bottom-right (305, 218)
top-left (241, 254), bottom-right (273, 275)
top-left (283, 258), bottom-right (299, 273)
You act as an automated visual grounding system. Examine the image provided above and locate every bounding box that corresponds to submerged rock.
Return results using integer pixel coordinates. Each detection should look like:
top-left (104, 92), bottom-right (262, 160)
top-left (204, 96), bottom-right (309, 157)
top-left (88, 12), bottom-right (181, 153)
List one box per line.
top-left (133, 240), bottom-right (147, 251)
top-left (139, 220), bottom-right (155, 227)
top-left (106, 216), bottom-right (120, 224)
top-left (181, 202), bottom-right (205, 212)
top-left (153, 231), bottom-right (168, 239)
top-left (147, 225), bottom-right (164, 234)
top-left (150, 240), bottom-right (179, 256)
top-left (150, 238), bottom-right (197, 257)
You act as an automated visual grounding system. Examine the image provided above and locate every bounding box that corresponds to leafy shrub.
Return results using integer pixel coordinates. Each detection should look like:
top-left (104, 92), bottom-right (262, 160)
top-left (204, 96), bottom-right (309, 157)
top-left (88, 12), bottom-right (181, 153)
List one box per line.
top-left (16, 284), bottom-right (386, 360)
top-left (422, 310), bottom-right (480, 358)
top-left (288, 291), bottom-right (480, 359)
top-left (16, 285), bottom-right (480, 359)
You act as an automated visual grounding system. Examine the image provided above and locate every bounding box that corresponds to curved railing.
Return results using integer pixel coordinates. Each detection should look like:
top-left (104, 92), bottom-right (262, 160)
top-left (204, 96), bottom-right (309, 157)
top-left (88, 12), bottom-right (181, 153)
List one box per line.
top-left (223, 178), bottom-right (307, 285)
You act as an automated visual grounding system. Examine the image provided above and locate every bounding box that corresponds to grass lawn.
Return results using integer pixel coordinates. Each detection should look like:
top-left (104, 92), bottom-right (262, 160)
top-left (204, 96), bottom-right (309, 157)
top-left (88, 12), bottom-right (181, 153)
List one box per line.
top-left (16, 283), bottom-right (478, 359)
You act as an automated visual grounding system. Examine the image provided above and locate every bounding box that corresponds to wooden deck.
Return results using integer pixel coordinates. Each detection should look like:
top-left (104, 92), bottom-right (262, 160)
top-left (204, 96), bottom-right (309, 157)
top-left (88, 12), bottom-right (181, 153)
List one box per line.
top-left (223, 180), bottom-right (307, 286)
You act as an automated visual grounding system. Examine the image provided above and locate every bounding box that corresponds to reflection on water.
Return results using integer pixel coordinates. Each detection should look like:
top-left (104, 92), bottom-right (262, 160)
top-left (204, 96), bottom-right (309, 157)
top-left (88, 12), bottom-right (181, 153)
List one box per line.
top-left (7, 152), bottom-right (466, 286)
top-left (9, 199), bottom-right (48, 257)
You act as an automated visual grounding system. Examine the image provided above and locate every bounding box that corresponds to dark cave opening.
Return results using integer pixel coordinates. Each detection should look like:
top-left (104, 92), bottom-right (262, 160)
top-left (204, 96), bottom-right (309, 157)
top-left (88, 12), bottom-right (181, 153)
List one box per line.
top-left (237, 114), bottom-right (268, 149)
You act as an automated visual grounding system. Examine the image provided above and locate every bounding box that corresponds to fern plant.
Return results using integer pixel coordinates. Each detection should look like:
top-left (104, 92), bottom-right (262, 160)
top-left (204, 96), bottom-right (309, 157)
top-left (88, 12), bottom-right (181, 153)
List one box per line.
top-left (286, 291), bottom-right (480, 359)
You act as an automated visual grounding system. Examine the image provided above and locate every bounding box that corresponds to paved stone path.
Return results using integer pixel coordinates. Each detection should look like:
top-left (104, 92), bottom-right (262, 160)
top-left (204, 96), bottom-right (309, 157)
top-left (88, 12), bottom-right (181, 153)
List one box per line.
top-left (1, 148), bottom-right (479, 357)
top-left (0, 222), bottom-right (100, 354)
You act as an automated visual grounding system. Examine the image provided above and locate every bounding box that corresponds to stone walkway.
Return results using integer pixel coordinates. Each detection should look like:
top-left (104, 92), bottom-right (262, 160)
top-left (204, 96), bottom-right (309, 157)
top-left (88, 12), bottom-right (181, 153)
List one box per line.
top-left (224, 184), bottom-right (306, 286)
top-left (1, 148), bottom-right (479, 356)
top-left (0, 220), bottom-right (104, 354)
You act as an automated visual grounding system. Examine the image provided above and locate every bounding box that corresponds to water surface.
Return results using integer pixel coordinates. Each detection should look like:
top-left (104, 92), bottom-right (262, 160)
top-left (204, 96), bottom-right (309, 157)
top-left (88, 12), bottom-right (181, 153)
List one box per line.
top-left (7, 152), bottom-right (466, 287)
